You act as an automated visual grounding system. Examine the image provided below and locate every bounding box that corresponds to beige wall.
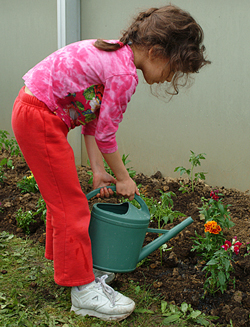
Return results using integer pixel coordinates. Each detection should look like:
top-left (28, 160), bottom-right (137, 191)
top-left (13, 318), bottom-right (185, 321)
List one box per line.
top-left (81, 0), bottom-right (250, 191)
top-left (1, 1), bottom-right (250, 192)
top-left (0, 0), bottom-right (57, 134)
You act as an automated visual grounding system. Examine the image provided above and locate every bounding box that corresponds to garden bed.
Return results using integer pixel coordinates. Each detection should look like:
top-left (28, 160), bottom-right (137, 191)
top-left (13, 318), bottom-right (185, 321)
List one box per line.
top-left (0, 151), bottom-right (250, 326)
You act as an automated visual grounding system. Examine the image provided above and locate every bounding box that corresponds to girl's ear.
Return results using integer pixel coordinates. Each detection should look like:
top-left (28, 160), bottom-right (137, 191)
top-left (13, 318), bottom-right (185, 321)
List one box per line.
top-left (148, 47), bottom-right (155, 60)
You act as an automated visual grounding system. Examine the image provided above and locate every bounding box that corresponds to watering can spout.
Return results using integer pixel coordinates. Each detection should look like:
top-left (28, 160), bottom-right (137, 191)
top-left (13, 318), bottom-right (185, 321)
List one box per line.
top-left (137, 216), bottom-right (193, 263)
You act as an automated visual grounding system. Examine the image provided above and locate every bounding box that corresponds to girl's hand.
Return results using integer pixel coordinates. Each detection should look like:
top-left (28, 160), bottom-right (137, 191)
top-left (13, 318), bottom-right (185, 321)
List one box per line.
top-left (116, 177), bottom-right (140, 201)
top-left (93, 171), bottom-right (116, 198)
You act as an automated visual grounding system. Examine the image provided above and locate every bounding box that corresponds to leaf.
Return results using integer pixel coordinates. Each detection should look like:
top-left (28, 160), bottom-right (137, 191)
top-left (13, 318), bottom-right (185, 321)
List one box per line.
top-left (161, 301), bottom-right (168, 313)
top-left (180, 302), bottom-right (188, 313)
top-left (162, 314), bottom-right (181, 324)
top-left (134, 308), bottom-right (154, 314)
top-left (189, 310), bottom-right (202, 319)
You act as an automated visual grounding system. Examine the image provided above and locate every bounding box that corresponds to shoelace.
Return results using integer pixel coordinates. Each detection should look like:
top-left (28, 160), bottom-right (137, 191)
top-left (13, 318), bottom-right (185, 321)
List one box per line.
top-left (96, 274), bottom-right (117, 307)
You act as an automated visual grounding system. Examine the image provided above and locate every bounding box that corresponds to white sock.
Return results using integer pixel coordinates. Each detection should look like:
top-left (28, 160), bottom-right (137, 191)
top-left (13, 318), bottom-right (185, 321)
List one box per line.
top-left (77, 280), bottom-right (95, 291)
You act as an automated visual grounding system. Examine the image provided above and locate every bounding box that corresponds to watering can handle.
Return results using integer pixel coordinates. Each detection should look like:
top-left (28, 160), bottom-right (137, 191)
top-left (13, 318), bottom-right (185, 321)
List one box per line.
top-left (86, 185), bottom-right (150, 215)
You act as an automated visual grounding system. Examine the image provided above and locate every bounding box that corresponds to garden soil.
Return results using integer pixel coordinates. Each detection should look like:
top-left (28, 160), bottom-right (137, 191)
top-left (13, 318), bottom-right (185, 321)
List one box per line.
top-left (0, 151), bottom-right (250, 327)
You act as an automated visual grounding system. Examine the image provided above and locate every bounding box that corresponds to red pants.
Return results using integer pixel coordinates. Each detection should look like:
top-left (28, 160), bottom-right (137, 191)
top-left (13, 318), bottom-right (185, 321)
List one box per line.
top-left (12, 87), bottom-right (95, 286)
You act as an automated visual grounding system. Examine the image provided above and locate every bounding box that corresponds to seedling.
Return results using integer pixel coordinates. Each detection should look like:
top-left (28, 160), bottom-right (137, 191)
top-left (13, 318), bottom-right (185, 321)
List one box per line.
top-left (17, 172), bottom-right (39, 193)
top-left (161, 300), bottom-right (218, 325)
top-left (0, 130), bottom-right (21, 157)
top-left (15, 208), bottom-right (37, 234)
top-left (174, 150), bottom-right (207, 192)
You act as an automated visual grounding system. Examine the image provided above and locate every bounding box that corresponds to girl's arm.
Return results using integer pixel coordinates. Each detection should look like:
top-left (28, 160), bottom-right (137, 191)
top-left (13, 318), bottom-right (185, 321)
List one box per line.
top-left (102, 151), bottom-right (140, 201)
top-left (84, 135), bottom-right (116, 198)
top-left (84, 135), bottom-right (139, 201)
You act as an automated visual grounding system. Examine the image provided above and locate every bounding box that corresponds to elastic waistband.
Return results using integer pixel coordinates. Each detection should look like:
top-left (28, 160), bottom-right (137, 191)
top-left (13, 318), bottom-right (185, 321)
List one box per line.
top-left (17, 86), bottom-right (49, 110)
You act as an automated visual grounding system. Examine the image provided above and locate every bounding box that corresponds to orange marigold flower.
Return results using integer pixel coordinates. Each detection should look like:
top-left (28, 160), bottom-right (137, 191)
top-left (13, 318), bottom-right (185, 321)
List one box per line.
top-left (204, 221), bottom-right (222, 234)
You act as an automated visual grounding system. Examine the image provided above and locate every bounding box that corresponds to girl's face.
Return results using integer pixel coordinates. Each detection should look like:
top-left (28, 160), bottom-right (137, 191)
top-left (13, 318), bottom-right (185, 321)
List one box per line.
top-left (136, 47), bottom-right (175, 85)
top-left (142, 56), bottom-right (175, 85)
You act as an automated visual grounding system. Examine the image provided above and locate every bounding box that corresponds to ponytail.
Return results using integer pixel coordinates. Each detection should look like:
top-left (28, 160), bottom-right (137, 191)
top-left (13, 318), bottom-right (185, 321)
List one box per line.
top-left (94, 39), bottom-right (131, 52)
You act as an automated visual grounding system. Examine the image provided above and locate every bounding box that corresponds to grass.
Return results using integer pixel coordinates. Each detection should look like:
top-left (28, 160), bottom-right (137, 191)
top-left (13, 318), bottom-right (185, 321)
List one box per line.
top-left (0, 231), bottom-right (228, 326)
top-left (0, 231), bottom-right (165, 327)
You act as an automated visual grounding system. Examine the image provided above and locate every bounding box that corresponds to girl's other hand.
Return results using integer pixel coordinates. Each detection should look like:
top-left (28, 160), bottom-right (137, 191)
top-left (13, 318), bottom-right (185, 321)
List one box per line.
top-left (93, 171), bottom-right (116, 198)
top-left (116, 177), bottom-right (140, 201)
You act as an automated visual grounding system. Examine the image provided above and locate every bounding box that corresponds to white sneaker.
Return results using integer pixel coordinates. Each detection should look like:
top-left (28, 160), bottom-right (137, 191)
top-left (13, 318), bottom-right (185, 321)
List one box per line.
top-left (71, 275), bottom-right (135, 321)
top-left (93, 268), bottom-right (115, 284)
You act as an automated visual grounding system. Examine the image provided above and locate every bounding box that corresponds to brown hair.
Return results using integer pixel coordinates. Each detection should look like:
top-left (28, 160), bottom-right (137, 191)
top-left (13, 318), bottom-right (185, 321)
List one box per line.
top-left (94, 5), bottom-right (211, 95)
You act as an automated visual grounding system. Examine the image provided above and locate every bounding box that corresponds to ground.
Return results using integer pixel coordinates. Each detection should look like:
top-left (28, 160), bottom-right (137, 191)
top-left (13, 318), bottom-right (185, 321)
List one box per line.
top-left (0, 151), bottom-right (250, 327)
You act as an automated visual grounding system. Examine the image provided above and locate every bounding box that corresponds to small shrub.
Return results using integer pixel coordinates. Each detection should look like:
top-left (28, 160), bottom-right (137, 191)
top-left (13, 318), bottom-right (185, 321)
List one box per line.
top-left (17, 172), bottom-right (39, 193)
top-left (15, 209), bottom-right (36, 234)
top-left (174, 150), bottom-right (207, 192)
top-left (0, 130), bottom-right (21, 157)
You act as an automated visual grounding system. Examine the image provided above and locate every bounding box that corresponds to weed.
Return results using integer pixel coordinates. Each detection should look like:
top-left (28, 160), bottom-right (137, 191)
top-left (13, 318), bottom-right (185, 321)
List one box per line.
top-left (0, 130), bottom-right (21, 157)
top-left (34, 196), bottom-right (47, 223)
top-left (17, 171), bottom-right (39, 193)
top-left (174, 150), bottom-right (207, 192)
top-left (161, 300), bottom-right (218, 325)
top-left (15, 208), bottom-right (36, 234)
top-left (151, 191), bottom-right (185, 265)
top-left (0, 157), bottom-right (15, 184)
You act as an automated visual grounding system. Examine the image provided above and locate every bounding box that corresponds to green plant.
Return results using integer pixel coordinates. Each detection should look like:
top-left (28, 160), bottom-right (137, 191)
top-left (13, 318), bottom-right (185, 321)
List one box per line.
top-left (192, 190), bottom-right (235, 261)
top-left (152, 191), bottom-right (185, 229)
top-left (192, 191), bottom-right (239, 296)
top-left (0, 130), bottom-right (21, 157)
top-left (87, 153), bottom-right (136, 185)
top-left (174, 150), bottom-right (207, 192)
top-left (34, 197), bottom-right (47, 223)
top-left (161, 300), bottom-right (218, 326)
top-left (244, 242), bottom-right (250, 257)
top-left (199, 190), bottom-right (234, 230)
top-left (0, 202), bottom-right (4, 213)
top-left (151, 191), bottom-right (185, 265)
top-left (203, 237), bottom-right (242, 296)
top-left (15, 208), bottom-right (37, 234)
top-left (0, 157), bottom-right (15, 184)
top-left (17, 172), bottom-right (39, 193)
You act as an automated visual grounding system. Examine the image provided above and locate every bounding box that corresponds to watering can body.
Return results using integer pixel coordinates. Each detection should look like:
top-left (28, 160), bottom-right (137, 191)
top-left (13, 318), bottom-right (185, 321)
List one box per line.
top-left (87, 186), bottom-right (193, 273)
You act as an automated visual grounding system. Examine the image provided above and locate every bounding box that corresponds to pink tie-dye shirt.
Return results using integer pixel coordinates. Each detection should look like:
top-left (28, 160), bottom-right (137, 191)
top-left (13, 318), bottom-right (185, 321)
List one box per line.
top-left (23, 40), bottom-right (138, 153)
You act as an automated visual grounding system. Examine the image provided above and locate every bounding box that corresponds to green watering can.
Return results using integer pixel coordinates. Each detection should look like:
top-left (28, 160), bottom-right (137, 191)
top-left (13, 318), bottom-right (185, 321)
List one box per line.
top-left (87, 186), bottom-right (193, 273)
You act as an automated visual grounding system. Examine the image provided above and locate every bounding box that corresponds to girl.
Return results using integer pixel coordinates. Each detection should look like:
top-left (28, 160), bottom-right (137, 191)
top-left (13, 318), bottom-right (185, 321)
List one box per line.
top-left (12, 4), bottom-right (210, 322)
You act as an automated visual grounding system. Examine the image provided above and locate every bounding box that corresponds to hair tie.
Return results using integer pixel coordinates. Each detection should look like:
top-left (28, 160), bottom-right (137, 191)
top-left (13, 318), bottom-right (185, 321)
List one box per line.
top-left (117, 41), bottom-right (124, 48)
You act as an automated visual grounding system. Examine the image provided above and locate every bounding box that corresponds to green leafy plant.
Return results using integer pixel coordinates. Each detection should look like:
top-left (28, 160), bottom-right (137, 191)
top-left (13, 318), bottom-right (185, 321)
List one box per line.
top-left (87, 153), bottom-right (136, 185)
top-left (174, 150), bottom-right (207, 192)
top-left (192, 190), bottom-right (235, 261)
top-left (17, 172), bottom-right (39, 193)
top-left (203, 237), bottom-right (242, 295)
top-left (150, 191), bottom-right (185, 265)
top-left (192, 191), bottom-right (239, 296)
top-left (161, 300), bottom-right (218, 326)
top-left (152, 191), bottom-right (185, 229)
top-left (34, 197), bottom-right (47, 223)
top-left (199, 190), bottom-right (234, 230)
top-left (244, 242), bottom-right (250, 257)
top-left (0, 157), bottom-right (15, 184)
top-left (0, 130), bottom-right (21, 157)
top-left (0, 166), bottom-right (5, 184)
top-left (15, 208), bottom-right (37, 234)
